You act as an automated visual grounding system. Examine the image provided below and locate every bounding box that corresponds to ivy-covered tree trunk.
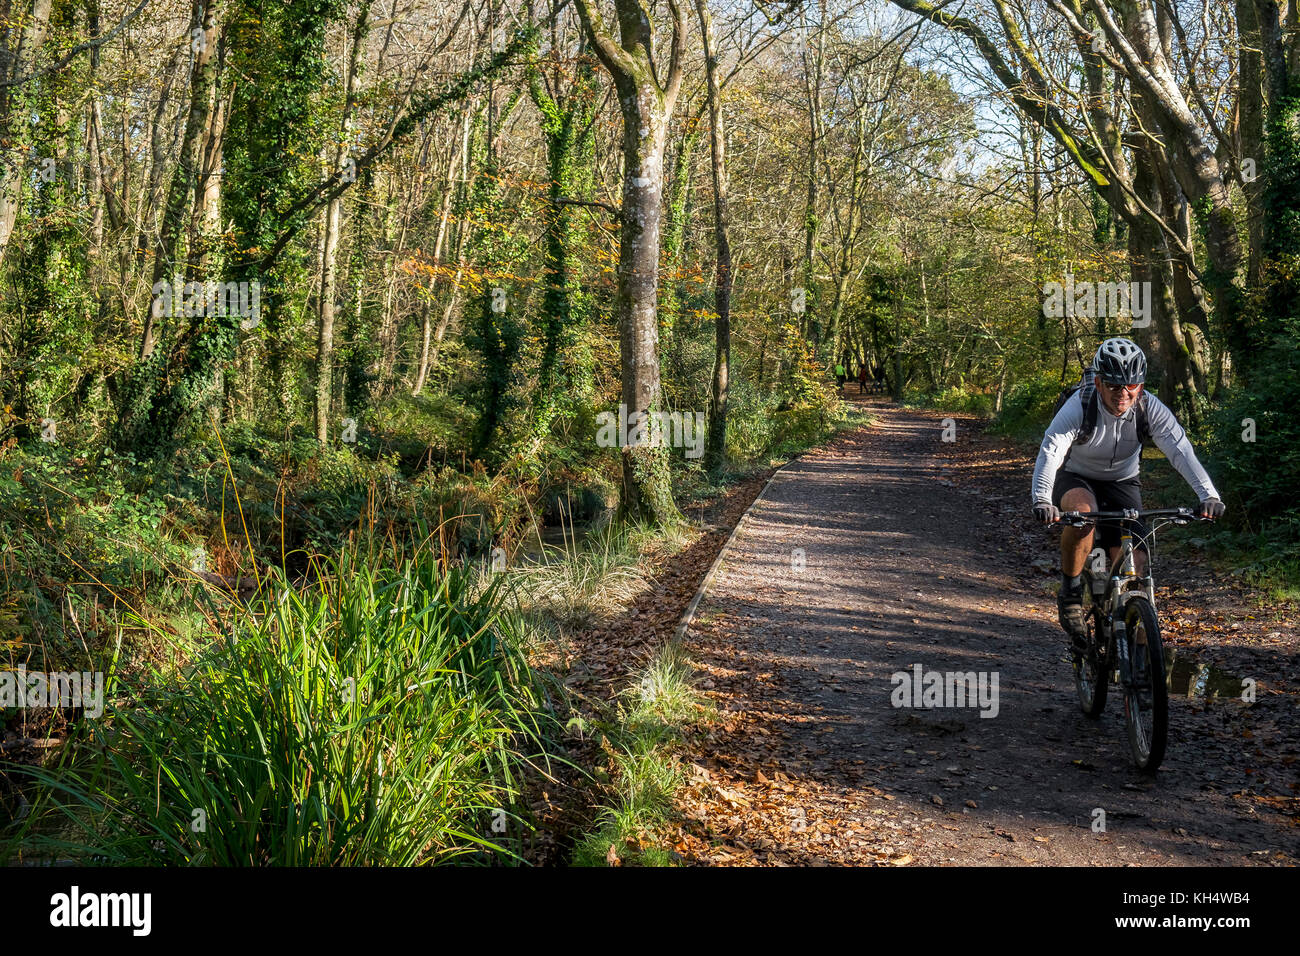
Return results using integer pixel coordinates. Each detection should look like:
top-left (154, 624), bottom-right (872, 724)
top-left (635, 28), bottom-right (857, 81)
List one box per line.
top-left (1253, 1), bottom-right (1298, 369)
top-left (1256, 0), bottom-right (1298, 271)
top-left (6, 0), bottom-right (90, 439)
top-left (1236, 0), bottom-right (1266, 284)
top-left (574, 0), bottom-right (685, 527)
top-left (113, 0), bottom-right (223, 451)
top-left (468, 84), bottom-right (525, 462)
top-left (0, 0), bottom-right (54, 270)
top-left (528, 48), bottom-right (597, 446)
top-left (661, 120), bottom-right (699, 388)
top-left (315, 1), bottom-right (369, 443)
top-left (114, 0), bottom-right (340, 454)
top-left (138, 0), bottom-right (221, 363)
top-left (697, 0), bottom-right (730, 477)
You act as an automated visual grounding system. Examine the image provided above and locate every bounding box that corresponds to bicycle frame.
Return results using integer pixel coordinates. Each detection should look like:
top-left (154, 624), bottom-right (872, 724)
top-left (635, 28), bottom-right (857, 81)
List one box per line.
top-left (1059, 507), bottom-right (1203, 685)
top-left (1105, 527), bottom-right (1154, 615)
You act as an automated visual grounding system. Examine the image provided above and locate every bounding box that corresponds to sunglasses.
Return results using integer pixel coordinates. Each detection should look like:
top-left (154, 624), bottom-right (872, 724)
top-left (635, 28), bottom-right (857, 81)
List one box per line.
top-left (1098, 381), bottom-right (1142, 395)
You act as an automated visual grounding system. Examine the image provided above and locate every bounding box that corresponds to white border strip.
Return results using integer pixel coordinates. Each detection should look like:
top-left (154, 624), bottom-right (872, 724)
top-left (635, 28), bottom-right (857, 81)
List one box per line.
top-left (673, 462), bottom-right (794, 642)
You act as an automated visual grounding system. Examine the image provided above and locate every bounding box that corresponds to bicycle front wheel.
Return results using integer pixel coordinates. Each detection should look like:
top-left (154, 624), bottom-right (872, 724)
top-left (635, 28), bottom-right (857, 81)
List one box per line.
top-left (1123, 597), bottom-right (1168, 772)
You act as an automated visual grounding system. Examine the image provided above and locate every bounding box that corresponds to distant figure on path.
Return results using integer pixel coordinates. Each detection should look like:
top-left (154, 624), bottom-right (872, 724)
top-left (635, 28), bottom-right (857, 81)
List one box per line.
top-left (835, 363), bottom-right (845, 389)
top-left (857, 365), bottom-right (868, 394)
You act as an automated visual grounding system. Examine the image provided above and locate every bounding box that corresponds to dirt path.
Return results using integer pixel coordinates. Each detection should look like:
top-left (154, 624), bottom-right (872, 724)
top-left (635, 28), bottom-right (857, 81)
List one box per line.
top-left (671, 398), bottom-right (1300, 866)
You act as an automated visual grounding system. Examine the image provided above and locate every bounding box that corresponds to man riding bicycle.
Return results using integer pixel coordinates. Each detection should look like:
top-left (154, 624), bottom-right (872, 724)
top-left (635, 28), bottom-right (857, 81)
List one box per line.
top-left (1030, 338), bottom-right (1225, 651)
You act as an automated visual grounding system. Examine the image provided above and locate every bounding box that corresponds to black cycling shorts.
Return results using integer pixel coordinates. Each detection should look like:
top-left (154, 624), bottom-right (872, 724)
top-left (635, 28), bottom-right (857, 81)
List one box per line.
top-left (1051, 471), bottom-right (1149, 553)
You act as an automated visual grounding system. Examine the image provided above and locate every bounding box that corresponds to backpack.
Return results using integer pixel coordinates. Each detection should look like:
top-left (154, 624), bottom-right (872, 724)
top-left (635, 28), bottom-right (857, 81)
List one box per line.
top-left (1050, 378), bottom-right (1151, 446)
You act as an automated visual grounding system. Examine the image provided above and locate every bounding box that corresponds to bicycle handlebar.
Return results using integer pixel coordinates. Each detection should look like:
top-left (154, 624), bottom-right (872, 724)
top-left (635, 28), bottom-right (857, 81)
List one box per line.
top-left (1055, 507), bottom-right (1209, 526)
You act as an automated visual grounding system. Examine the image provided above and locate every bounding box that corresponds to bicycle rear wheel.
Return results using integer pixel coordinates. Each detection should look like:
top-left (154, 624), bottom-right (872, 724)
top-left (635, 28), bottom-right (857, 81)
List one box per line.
top-left (1074, 603), bottom-right (1108, 717)
top-left (1123, 597), bottom-right (1168, 772)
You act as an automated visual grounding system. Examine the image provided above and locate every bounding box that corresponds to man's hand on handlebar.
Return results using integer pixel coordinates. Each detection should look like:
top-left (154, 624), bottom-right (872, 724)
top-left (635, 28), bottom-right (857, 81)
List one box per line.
top-left (1198, 497), bottom-right (1225, 520)
top-left (1033, 501), bottom-right (1060, 525)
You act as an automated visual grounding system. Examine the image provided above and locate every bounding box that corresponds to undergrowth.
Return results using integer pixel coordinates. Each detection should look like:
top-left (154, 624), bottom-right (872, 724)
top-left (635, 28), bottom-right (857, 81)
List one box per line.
top-left (571, 641), bottom-right (710, 867)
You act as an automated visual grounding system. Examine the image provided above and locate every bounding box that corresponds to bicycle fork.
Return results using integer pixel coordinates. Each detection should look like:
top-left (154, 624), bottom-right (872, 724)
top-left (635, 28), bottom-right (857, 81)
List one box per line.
top-left (1113, 620), bottom-right (1131, 689)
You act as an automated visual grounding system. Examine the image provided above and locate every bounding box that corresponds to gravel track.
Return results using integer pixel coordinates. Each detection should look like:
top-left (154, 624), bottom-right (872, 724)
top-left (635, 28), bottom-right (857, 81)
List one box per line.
top-left (675, 399), bottom-right (1299, 866)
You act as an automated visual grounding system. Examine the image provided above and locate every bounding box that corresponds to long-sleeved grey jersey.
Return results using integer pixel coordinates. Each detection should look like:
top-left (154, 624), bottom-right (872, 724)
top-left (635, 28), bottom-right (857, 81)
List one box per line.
top-left (1031, 385), bottom-right (1220, 505)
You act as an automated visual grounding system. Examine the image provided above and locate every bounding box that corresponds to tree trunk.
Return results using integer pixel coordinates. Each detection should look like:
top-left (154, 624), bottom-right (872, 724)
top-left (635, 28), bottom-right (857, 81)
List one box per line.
top-left (1237, 0), bottom-right (1266, 283)
top-left (661, 122), bottom-right (699, 382)
top-left (799, 2), bottom-right (826, 345)
top-left (528, 53), bottom-right (597, 439)
top-left (0, 0), bottom-right (53, 268)
top-left (697, 0), bottom-right (730, 476)
top-left (614, 95), bottom-right (676, 521)
top-left (826, 108), bottom-right (866, 361)
top-left (412, 113), bottom-right (465, 396)
top-left (574, 0), bottom-right (685, 526)
top-left (134, 49), bottom-right (182, 271)
top-left (315, 1), bottom-right (369, 443)
top-left (190, 26), bottom-right (227, 273)
top-left (139, 0), bottom-right (220, 362)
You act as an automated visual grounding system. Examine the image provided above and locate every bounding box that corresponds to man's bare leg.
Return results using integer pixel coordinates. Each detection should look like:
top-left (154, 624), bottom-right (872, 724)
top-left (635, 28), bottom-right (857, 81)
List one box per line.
top-left (1059, 487), bottom-right (1097, 576)
top-left (1055, 487), bottom-right (1099, 645)
top-left (1062, 496), bottom-right (1149, 580)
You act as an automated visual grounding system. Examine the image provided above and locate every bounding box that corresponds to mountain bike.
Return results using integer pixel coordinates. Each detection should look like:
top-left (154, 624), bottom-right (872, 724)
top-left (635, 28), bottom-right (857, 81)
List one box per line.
top-left (1055, 507), bottom-right (1210, 772)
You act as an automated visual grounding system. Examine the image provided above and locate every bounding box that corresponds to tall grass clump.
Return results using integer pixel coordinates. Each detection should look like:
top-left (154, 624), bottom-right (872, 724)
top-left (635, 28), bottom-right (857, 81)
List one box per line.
top-left (2, 546), bottom-right (552, 866)
top-left (509, 523), bottom-right (657, 629)
top-left (572, 641), bottom-right (706, 867)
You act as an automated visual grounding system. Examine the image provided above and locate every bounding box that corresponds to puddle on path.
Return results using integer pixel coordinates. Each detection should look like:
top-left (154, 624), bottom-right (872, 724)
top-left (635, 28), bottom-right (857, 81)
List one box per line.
top-left (1164, 649), bottom-right (1248, 700)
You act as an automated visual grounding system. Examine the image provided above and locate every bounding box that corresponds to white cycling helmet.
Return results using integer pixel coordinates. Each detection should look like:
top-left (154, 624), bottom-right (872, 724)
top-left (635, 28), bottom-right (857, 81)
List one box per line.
top-left (1093, 337), bottom-right (1146, 385)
